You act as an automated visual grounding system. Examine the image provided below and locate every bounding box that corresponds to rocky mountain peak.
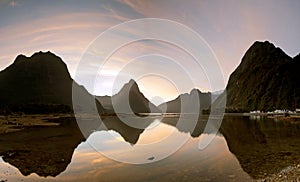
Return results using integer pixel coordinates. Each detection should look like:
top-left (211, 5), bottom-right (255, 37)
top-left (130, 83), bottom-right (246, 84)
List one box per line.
top-left (0, 51), bottom-right (105, 114)
top-left (224, 40), bottom-right (299, 111)
top-left (239, 41), bottom-right (291, 69)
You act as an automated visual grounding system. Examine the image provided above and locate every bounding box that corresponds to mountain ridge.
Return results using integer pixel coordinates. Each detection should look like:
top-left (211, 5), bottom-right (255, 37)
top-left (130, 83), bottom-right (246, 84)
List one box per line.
top-left (1, 40), bottom-right (299, 114)
top-left (0, 51), bottom-right (105, 114)
top-left (97, 79), bottom-right (161, 114)
top-left (224, 41), bottom-right (300, 112)
top-left (158, 89), bottom-right (211, 113)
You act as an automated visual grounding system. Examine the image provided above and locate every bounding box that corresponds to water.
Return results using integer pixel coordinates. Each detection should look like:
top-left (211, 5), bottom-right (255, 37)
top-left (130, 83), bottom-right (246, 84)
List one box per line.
top-left (0, 115), bottom-right (299, 181)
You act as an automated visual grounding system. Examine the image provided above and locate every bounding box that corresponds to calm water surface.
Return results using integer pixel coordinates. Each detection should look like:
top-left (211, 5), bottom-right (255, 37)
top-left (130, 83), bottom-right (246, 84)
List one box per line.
top-left (0, 115), bottom-right (299, 181)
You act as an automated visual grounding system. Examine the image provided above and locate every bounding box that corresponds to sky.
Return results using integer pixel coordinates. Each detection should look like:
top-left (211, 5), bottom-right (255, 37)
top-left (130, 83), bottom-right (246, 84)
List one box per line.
top-left (1, 0), bottom-right (300, 104)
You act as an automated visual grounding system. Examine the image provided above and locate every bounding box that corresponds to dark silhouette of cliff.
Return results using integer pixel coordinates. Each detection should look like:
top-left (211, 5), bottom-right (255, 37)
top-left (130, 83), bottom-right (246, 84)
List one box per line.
top-left (0, 51), bottom-right (104, 114)
top-left (225, 41), bottom-right (300, 112)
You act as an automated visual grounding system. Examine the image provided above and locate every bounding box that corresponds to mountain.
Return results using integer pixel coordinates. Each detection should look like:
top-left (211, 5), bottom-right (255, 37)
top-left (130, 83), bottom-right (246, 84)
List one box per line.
top-left (96, 95), bottom-right (113, 112)
top-left (225, 41), bottom-right (300, 112)
top-left (211, 90), bottom-right (224, 102)
top-left (0, 51), bottom-right (104, 114)
top-left (97, 79), bottom-right (161, 114)
top-left (158, 89), bottom-right (211, 113)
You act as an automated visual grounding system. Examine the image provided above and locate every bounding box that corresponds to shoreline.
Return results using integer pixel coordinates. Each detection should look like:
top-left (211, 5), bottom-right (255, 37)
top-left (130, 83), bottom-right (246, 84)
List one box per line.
top-left (0, 114), bottom-right (74, 134)
top-left (0, 113), bottom-right (299, 180)
top-left (0, 112), bottom-right (299, 135)
top-left (257, 164), bottom-right (300, 181)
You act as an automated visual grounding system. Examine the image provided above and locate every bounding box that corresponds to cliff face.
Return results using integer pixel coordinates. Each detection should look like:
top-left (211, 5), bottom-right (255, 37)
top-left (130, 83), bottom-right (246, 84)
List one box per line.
top-left (0, 52), bottom-right (72, 105)
top-left (0, 51), bottom-right (104, 114)
top-left (226, 41), bottom-right (300, 111)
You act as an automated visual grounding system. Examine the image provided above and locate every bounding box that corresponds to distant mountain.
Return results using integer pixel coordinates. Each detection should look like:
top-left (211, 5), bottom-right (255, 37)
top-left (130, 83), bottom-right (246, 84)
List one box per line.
top-left (211, 90), bottom-right (224, 102)
top-left (97, 79), bottom-right (161, 114)
top-left (225, 41), bottom-right (300, 112)
top-left (96, 95), bottom-right (113, 112)
top-left (0, 51), bottom-right (104, 114)
top-left (158, 89), bottom-right (211, 113)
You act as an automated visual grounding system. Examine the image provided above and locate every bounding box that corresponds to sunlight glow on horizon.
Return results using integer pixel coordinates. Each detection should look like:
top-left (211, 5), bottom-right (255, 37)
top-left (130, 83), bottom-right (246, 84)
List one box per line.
top-left (0, 0), bottom-right (300, 101)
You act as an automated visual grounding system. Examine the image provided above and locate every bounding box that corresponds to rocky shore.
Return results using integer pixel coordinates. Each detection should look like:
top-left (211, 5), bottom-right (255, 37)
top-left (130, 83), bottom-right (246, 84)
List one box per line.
top-left (258, 164), bottom-right (300, 182)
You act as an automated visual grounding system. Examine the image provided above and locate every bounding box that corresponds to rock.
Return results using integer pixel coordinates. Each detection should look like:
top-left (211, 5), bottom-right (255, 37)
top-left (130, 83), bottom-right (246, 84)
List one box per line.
top-left (223, 41), bottom-right (300, 112)
top-left (147, 156), bottom-right (155, 160)
top-left (228, 174), bottom-right (235, 178)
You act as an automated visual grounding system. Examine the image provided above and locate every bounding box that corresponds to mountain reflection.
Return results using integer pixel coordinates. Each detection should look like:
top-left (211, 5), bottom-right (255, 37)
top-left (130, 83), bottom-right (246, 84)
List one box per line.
top-left (100, 115), bottom-right (153, 144)
top-left (0, 117), bottom-right (85, 177)
top-left (0, 115), bottom-right (153, 177)
top-left (0, 115), bottom-right (299, 179)
top-left (220, 116), bottom-right (300, 178)
top-left (160, 114), bottom-right (209, 137)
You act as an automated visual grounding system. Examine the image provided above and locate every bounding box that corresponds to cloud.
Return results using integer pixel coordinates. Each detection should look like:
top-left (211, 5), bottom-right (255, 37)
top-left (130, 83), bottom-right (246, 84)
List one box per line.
top-left (118, 0), bottom-right (300, 84)
top-left (9, 0), bottom-right (20, 7)
top-left (0, 11), bottom-right (130, 75)
top-left (1, 0), bottom-right (299, 99)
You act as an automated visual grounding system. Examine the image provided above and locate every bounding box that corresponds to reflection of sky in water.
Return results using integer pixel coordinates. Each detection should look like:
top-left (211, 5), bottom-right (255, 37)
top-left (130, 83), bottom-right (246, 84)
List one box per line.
top-left (137, 121), bottom-right (177, 144)
top-left (86, 122), bottom-right (190, 164)
top-left (0, 122), bottom-right (251, 181)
